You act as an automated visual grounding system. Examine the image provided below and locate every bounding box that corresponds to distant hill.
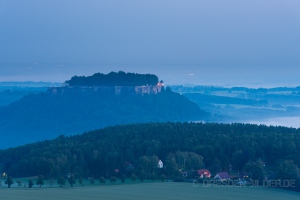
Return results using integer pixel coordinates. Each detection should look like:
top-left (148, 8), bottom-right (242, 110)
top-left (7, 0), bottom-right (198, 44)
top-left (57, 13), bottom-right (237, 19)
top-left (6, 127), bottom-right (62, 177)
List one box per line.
top-left (0, 72), bottom-right (207, 148)
top-left (0, 81), bottom-right (61, 87)
top-left (0, 82), bottom-right (60, 106)
top-left (170, 85), bottom-right (300, 124)
top-left (184, 93), bottom-right (268, 106)
top-left (0, 122), bottom-right (299, 192)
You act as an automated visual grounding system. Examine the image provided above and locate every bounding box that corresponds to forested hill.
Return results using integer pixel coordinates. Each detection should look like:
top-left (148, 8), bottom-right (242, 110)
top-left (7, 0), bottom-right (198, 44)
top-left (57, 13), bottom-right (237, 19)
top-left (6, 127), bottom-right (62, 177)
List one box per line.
top-left (0, 122), bottom-right (299, 191)
top-left (0, 86), bottom-right (207, 148)
top-left (65, 71), bottom-right (160, 86)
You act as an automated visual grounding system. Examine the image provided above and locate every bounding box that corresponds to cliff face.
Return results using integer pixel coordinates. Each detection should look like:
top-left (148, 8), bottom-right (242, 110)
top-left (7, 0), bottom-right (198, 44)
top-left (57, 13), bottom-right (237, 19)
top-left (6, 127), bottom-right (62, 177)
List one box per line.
top-left (49, 71), bottom-right (165, 96)
top-left (47, 85), bottom-right (163, 96)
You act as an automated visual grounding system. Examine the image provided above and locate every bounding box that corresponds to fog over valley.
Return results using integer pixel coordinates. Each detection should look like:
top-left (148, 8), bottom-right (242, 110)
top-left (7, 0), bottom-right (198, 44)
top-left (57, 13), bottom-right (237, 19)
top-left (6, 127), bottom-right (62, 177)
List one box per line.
top-left (246, 117), bottom-right (300, 128)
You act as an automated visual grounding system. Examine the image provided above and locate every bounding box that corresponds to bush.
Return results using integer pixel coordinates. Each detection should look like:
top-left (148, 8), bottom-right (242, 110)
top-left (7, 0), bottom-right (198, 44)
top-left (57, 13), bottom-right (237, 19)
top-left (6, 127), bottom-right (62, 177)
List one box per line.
top-left (99, 177), bottom-right (106, 184)
top-left (17, 180), bottom-right (22, 186)
top-left (57, 177), bottom-right (66, 187)
top-left (110, 176), bottom-right (117, 184)
top-left (90, 177), bottom-right (95, 184)
top-left (161, 174), bottom-right (166, 182)
top-left (131, 174), bottom-right (137, 181)
top-left (121, 174), bottom-right (126, 184)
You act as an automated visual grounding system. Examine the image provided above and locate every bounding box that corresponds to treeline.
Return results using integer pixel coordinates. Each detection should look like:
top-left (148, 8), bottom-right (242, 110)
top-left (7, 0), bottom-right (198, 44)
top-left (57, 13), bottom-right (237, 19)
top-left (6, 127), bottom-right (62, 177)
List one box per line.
top-left (0, 122), bottom-right (299, 190)
top-left (184, 93), bottom-right (268, 106)
top-left (0, 87), bottom-right (206, 148)
top-left (170, 85), bottom-right (300, 94)
top-left (65, 71), bottom-right (160, 86)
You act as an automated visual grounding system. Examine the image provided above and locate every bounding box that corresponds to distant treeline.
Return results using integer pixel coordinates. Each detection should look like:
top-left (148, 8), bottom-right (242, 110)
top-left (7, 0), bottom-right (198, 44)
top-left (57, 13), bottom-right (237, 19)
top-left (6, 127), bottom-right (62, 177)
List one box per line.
top-left (171, 85), bottom-right (300, 94)
top-left (66, 71), bottom-right (160, 86)
top-left (184, 93), bottom-right (268, 106)
top-left (0, 122), bottom-right (299, 191)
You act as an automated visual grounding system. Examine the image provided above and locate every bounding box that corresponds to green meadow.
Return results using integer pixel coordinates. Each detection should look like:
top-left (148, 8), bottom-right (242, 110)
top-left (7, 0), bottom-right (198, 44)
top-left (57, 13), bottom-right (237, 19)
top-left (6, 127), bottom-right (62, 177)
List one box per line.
top-left (0, 182), bottom-right (299, 200)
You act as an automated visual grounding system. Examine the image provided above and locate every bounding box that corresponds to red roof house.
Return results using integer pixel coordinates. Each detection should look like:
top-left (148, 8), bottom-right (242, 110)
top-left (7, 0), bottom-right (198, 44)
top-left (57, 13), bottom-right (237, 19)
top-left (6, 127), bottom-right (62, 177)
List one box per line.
top-left (198, 169), bottom-right (211, 178)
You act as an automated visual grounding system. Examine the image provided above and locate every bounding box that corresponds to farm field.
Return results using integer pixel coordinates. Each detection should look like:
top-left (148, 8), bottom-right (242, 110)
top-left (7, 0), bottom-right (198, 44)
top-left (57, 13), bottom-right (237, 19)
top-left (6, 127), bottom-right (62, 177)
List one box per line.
top-left (0, 182), bottom-right (299, 200)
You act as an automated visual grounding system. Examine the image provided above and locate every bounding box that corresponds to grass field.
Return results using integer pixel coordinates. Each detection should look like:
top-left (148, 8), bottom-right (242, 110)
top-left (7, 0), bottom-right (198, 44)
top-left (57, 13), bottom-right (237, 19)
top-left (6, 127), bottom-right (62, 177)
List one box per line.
top-left (0, 182), bottom-right (299, 200)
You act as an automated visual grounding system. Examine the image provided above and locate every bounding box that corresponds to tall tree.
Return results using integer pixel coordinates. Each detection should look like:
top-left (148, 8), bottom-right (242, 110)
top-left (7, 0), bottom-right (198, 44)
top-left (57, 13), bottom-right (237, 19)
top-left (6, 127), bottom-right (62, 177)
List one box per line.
top-left (68, 174), bottom-right (76, 187)
top-left (276, 160), bottom-right (299, 181)
top-left (79, 177), bottom-right (84, 186)
top-left (36, 175), bottom-right (44, 187)
top-left (49, 178), bottom-right (54, 187)
top-left (5, 176), bottom-right (13, 188)
top-left (243, 162), bottom-right (265, 184)
top-left (28, 179), bottom-right (34, 188)
top-left (139, 170), bottom-right (145, 182)
top-left (57, 177), bottom-right (66, 187)
top-left (165, 154), bottom-right (178, 177)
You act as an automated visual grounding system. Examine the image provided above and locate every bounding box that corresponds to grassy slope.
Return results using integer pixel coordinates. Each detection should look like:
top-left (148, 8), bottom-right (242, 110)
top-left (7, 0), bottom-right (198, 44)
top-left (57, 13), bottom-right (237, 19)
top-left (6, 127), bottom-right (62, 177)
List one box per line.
top-left (0, 182), bottom-right (299, 200)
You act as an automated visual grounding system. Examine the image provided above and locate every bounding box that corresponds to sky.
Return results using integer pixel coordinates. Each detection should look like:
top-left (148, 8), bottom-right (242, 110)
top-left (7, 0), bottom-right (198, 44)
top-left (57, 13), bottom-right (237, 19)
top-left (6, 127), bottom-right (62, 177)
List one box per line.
top-left (0, 0), bottom-right (300, 87)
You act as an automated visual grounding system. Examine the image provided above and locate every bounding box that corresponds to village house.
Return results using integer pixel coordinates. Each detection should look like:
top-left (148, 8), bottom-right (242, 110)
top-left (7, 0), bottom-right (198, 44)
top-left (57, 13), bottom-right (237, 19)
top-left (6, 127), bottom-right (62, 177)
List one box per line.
top-left (198, 169), bottom-right (211, 178)
top-left (158, 160), bottom-right (163, 168)
top-left (214, 172), bottom-right (231, 181)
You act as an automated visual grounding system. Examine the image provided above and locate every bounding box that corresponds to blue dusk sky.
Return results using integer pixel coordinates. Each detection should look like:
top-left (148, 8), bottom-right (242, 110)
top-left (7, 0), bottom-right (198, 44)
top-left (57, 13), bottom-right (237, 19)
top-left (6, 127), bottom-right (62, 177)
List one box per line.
top-left (0, 0), bottom-right (300, 87)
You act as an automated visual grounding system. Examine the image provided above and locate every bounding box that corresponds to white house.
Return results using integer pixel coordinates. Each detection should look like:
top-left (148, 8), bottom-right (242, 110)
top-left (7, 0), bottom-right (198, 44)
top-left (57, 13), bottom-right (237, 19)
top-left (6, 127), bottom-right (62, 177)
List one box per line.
top-left (158, 160), bottom-right (163, 168)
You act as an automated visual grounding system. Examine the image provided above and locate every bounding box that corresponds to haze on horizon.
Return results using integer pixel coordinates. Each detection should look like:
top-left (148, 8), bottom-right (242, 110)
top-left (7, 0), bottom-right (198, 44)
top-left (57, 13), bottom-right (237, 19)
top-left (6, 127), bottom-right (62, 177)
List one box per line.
top-left (1, 0), bottom-right (300, 87)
